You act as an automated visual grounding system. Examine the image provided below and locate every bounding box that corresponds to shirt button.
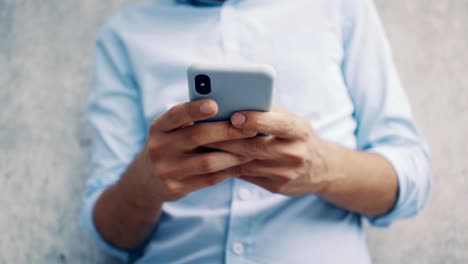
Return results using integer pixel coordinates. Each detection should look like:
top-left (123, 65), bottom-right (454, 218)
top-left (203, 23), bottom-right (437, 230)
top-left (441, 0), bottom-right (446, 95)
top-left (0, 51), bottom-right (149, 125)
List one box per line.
top-left (238, 188), bottom-right (252, 200)
top-left (232, 242), bottom-right (245, 255)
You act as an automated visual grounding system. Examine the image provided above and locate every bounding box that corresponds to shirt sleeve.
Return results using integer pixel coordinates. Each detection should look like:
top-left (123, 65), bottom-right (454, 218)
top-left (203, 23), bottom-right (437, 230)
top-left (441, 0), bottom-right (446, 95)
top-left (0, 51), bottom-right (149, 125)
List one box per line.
top-left (79, 19), bottom-right (147, 262)
top-left (340, 0), bottom-right (432, 227)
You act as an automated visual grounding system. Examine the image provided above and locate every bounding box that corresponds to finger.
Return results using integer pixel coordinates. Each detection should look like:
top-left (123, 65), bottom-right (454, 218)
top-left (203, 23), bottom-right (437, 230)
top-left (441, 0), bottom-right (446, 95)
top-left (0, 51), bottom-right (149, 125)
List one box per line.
top-left (173, 121), bottom-right (257, 150)
top-left (204, 137), bottom-right (274, 160)
top-left (230, 111), bottom-right (308, 139)
top-left (152, 99), bottom-right (218, 132)
top-left (166, 170), bottom-right (235, 197)
top-left (228, 160), bottom-right (292, 182)
top-left (205, 137), bottom-right (306, 164)
top-left (181, 170), bottom-right (236, 193)
top-left (162, 152), bottom-right (253, 180)
top-left (277, 181), bottom-right (310, 196)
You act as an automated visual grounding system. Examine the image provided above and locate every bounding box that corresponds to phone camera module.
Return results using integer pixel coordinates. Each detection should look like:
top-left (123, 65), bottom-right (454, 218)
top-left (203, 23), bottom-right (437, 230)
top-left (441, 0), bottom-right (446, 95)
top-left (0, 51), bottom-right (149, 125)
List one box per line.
top-left (195, 74), bottom-right (211, 95)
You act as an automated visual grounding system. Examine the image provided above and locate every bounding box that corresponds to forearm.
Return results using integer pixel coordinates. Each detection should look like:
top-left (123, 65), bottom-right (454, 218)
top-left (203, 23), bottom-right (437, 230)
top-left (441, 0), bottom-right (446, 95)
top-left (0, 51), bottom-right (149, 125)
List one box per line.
top-left (94, 152), bottom-right (163, 249)
top-left (317, 141), bottom-right (399, 217)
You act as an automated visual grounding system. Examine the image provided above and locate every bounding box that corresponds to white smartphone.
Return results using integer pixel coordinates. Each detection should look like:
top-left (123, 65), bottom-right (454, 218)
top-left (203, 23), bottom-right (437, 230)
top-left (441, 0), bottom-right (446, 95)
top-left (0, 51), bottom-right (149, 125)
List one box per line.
top-left (187, 63), bottom-right (276, 122)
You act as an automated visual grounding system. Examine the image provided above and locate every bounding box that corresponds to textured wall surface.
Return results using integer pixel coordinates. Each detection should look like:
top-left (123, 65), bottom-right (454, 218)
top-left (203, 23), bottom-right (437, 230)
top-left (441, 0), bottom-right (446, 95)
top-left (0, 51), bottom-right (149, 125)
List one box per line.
top-left (0, 0), bottom-right (466, 263)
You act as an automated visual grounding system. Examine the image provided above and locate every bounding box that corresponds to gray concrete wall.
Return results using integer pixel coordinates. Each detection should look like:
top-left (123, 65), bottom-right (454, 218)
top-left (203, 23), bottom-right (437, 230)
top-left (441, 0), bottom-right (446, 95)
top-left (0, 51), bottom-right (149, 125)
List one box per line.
top-left (0, 0), bottom-right (466, 263)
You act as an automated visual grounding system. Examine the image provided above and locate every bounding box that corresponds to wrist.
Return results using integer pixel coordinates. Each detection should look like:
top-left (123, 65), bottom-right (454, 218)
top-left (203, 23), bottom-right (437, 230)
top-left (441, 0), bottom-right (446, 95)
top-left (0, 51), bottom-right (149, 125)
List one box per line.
top-left (310, 140), bottom-right (348, 196)
top-left (116, 151), bottom-right (164, 218)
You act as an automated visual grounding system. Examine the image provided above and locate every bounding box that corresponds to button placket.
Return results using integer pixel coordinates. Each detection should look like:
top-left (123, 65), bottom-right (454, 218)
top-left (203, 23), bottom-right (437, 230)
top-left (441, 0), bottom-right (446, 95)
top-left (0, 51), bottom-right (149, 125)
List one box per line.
top-left (232, 242), bottom-right (245, 255)
top-left (225, 179), bottom-right (254, 263)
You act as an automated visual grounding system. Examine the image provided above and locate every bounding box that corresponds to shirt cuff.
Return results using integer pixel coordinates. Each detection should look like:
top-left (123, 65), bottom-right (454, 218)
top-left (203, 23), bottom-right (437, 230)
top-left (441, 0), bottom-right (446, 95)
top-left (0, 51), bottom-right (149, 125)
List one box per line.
top-left (365, 145), bottom-right (422, 227)
top-left (79, 189), bottom-right (130, 262)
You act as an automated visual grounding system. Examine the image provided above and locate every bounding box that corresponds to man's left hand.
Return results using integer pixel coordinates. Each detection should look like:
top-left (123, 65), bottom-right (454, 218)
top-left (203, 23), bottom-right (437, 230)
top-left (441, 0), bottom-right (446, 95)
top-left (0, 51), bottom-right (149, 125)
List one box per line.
top-left (204, 108), bottom-right (339, 196)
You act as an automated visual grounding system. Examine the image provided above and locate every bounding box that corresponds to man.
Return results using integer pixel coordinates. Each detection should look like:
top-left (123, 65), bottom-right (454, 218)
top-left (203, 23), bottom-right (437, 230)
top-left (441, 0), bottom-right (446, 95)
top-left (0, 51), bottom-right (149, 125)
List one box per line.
top-left (80, 0), bottom-right (431, 263)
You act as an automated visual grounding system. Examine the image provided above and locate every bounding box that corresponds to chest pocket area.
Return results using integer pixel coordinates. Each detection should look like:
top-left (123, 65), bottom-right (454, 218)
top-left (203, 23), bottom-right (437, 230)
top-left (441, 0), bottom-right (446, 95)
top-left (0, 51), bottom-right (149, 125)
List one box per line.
top-left (243, 14), bottom-right (347, 120)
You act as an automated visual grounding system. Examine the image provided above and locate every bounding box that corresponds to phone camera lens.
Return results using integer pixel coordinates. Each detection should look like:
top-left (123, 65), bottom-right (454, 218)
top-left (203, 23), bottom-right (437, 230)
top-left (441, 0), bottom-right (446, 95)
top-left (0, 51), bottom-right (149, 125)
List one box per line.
top-left (195, 74), bottom-right (211, 95)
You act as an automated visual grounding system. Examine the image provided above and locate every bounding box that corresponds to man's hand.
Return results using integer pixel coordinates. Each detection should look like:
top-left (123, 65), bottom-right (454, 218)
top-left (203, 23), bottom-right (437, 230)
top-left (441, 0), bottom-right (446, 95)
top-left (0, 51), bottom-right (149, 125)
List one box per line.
top-left (95, 99), bottom-right (257, 249)
top-left (119, 99), bottom-right (258, 207)
top-left (204, 108), bottom-right (334, 196)
top-left (205, 107), bottom-right (398, 218)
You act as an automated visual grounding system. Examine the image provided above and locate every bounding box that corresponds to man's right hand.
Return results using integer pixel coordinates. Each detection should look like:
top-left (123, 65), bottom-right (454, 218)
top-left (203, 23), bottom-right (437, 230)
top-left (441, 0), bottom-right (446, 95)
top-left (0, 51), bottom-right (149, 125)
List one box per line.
top-left (94, 99), bottom-right (256, 249)
top-left (117, 99), bottom-right (257, 210)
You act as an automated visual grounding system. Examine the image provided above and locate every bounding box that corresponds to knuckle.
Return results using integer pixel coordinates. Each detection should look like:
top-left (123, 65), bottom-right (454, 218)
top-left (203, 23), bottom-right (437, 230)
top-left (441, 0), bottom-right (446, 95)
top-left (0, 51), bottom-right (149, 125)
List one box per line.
top-left (272, 172), bottom-right (288, 181)
top-left (205, 175), bottom-right (219, 186)
top-left (237, 155), bottom-right (251, 163)
top-left (268, 169), bottom-right (291, 181)
top-left (155, 164), bottom-right (173, 179)
top-left (166, 106), bottom-right (179, 122)
top-left (226, 166), bottom-right (240, 176)
top-left (185, 129), bottom-right (201, 146)
top-left (199, 157), bottom-right (214, 173)
top-left (237, 164), bottom-right (249, 175)
top-left (166, 181), bottom-right (184, 196)
top-left (248, 140), bottom-right (267, 155)
top-left (285, 153), bottom-right (306, 165)
top-left (149, 120), bottom-right (159, 134)
top-left (272, 187), bottom-right (281, 194)
top-left (147, 141), bottom-right (157, 157)
top-left (226, 123), bottom-right (237, 139)
top-left (147, 140), bottom-right (164, 159)
top-left (271, 184), bottom-right (281, 193)
top-left (268, 184), bottom-right (282, 193)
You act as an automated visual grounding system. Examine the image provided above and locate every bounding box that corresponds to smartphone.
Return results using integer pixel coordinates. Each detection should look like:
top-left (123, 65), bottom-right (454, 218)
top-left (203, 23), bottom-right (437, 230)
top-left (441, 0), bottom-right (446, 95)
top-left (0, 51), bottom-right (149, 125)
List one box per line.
top-left (187, 63), bottom-right (276, 122)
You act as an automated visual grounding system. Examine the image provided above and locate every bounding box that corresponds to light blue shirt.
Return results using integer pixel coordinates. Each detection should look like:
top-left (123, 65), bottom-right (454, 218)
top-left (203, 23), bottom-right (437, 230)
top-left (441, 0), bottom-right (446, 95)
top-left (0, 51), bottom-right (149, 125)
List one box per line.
top-left (80, 0), bottom-right (432, 263)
